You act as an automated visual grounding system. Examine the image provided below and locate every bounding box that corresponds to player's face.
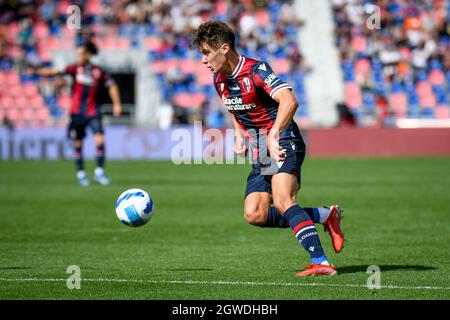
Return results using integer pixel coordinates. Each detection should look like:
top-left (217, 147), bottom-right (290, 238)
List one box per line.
top-left (76, 47), bottom-right (91, 65)
top-left (199, 42), bottom-right (227, 73)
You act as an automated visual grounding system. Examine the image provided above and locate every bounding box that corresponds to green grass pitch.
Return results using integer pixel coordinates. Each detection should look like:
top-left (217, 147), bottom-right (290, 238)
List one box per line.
top-left (0, 158), bottom-right (449, 299)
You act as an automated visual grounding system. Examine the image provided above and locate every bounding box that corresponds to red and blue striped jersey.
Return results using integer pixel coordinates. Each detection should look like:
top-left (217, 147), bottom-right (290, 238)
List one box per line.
top-left (63, 63), bottom-right (115, 117)
top-left (213, 56), bottom-right (301, 145)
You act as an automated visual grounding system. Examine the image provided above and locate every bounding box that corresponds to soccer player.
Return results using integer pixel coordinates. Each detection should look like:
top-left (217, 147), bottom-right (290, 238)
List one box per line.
top-left (30, 41), bottom-right (122, 186)
top-left (191, 21), bottom-right (345, 276)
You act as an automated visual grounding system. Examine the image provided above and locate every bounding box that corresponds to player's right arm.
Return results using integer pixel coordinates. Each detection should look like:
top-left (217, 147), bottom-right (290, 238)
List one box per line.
top-left (231, 114), bottom-right (247, 156)
top-left (28, 65), bottom-right (76, 77)
top-left (28, 67), bottom-right (62, 77)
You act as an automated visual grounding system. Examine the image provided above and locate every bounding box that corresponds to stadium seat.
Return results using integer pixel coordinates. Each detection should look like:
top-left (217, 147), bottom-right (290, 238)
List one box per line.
top-left (419, 94), bottom-right (436, 108)
top-left (33, 22), bottom-right (49, 39)
top-left (255, 10), bottom-right (270, 27)
top-left (6, 71), bottom-right (20, 86)
top-left (23, 83), bottom-right (39, 97)
top-left (416, 82), bottom-right (433, 97)
top-left (86, 0), bottom-right (102, 15)
top-left (435, 106), bottom-right (450, 118)
top-left (14, 97), bottom-right (30, 110)
top-left (179, 59), bottom-right (196, 75)
top-left (145, 36), bottom-right (162, 52)
top-left (355, 58), bottom-right (371, 77)
top-left (351, 36), bottom-right (367, 53)
top-left (273, 59), bottom-right (290, 75)
top-left (390, 93), bottom-right (407, 117)
top-left (429, 70), bottom-right (445, 86)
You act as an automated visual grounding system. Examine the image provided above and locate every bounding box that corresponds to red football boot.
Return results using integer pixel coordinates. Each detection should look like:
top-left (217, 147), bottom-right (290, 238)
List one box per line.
top-left (295, 264), bottom-right (337, 277)
top-left (323, 205), bottom-right (345, 253)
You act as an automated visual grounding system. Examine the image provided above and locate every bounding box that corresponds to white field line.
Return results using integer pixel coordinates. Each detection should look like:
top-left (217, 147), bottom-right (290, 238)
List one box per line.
top-left (0, 277), bottom-right (449, 291)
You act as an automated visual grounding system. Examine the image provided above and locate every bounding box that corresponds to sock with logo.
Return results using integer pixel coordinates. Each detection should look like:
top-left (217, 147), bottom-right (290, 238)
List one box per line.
top-left (74, 144), bottom-right (84, 172)
top-left (283, 204), bottom-right (328, 264)
top-left (96, 143), bottom-right (105, 168)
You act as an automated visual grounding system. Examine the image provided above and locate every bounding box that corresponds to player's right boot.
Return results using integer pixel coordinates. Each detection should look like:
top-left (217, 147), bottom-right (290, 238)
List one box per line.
top-left (77, 170), bottom-right (90, 186)
top-left (295, 263), bottom-right (337, 276)
top-left (94, 167), bottom-right (111, 186)
top-left (323, 205), bottom-right (345, 253)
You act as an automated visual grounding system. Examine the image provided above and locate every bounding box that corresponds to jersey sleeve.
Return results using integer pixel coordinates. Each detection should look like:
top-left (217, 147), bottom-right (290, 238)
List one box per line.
top-left (251, 62), bottom-right (292, 99)
top-left (63, 64), bottom-right (77, 76)
top-left (100, 69), bottom-right (115, 88)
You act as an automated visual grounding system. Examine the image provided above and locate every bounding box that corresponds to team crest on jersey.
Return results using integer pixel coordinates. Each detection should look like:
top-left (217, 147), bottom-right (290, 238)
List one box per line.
top-left (219, 83), bottom-right (225, 92)
top-left (242, 77), bottom-right (251, 93)
top-left (92, 69), bottom-right (101, 79)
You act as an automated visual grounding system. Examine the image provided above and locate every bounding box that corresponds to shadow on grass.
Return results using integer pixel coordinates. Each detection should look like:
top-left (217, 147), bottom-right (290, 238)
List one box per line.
top-left (337, 265), bottom-right (437, 275)
top-left (0, 267), bottom-right (32, 270)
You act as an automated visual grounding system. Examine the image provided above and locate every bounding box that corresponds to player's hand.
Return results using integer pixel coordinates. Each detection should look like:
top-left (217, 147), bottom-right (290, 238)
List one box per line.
top-left (113, 103), bottom-right (122, 117)
top-left (233, 136), bottom-right (247, 156)
top-left (268, 128), bottom-right (286, 162)
top-left (26, 67), bottom-right (36, 75)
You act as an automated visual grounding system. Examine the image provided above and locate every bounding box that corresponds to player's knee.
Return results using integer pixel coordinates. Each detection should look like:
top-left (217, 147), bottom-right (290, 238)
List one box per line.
top-left (243, 206), bottom-right (266, 226)
top-left (95, 134), bottom-right (104, 145)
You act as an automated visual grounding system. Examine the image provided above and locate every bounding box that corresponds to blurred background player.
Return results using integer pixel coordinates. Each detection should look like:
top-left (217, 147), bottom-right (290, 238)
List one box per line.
top-left (29, 41), bottom-right (122, 186)
top-left (191, 21), bottom-right (345, 276)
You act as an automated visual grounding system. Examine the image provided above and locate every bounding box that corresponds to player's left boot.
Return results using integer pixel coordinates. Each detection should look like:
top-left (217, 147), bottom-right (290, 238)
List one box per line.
top-left (94, 167), bottom-right (111, 186)
top-left (295, 263), bottom-right (337, 277)
top-left (323, 205), bottom-right (345, 253)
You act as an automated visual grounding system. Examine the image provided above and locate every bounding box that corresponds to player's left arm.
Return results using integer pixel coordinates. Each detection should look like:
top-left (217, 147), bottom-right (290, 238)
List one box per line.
top-left (102, 70), bottom-right (122, 117)
top-left (108, 84), bottom-right (122, 117)
top-left (269, 89), bottom-right (299, 161)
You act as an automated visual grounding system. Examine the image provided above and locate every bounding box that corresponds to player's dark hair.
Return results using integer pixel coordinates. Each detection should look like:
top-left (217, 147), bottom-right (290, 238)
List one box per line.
top-left (190, 21), bottom-right (236, 51)
top-left (79, 41), bottom-right (98, 55)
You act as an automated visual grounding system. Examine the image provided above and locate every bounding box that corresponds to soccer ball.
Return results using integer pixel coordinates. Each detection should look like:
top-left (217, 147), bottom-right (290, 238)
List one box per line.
top-left (115, 188), bottom-right (153, 227)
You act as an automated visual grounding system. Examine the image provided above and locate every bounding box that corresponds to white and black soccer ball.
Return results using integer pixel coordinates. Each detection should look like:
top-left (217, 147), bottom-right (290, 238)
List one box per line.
top-left (115, 188), bottom-right (153, 227)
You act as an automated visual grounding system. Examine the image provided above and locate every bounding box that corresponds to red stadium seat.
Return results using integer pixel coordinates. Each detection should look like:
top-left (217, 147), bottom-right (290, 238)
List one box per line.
top-left (57, 94), bottom-right (72, 110)
top-left (179, 59), bottom-right (196, 74)
top-left (214, 0), bottom-right (227, 15)
top-left (435, 106), bottom-right (449, 118)
top-left (255, 10), bottom-right (270, 27)
top-left (8, 85), bottom-right (23, 98)
top-left (389, 93), bottom-right (407, 116)
top-left (150, 60), bottom-right (166, 74)
top-left (6, 71), bottom-right (20, 86)
top-left (145, 37), bottom-right (162, 51)
top-left (351, 36), bottom-right (367, 53)
top-left (272, 59), bottom-right (290, 75)
top-left (0, 96), bottom-right (14, 109)
top-left (6, 108), bottom-right (22, 121)
top-left (355, 58), bottom-right (371, 77)
top-left (57, 0), bottom-right (70, 15)
top-left (14, 96), bottom-right (30, 110)
top-left (86, 0), bottom-right (102, 15)
top-left (429, 70), bottom-right (445, 86)
top-left (23, 83), bottom-right (39, 97)
top-left (33, 22), bottom-right (49, 39)
top-left (344, 83), bottom-right (362, 109)
top-left (36, 108), bottom-right (50, 121)
top-left (416, 82), bottom-right (433, 97)
top-left (419, 94), bottom-right (436, 108)
top-left (173, 93), bottom-right (192, 108)
top-left (30, 95), bottom-right (46, 109)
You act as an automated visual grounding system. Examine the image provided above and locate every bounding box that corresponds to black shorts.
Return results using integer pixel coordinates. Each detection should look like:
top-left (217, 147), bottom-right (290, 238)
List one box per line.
top-left (244, 138), bottom-right (306, 198)
top-left (68, 115), bottom-right (104, 140)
